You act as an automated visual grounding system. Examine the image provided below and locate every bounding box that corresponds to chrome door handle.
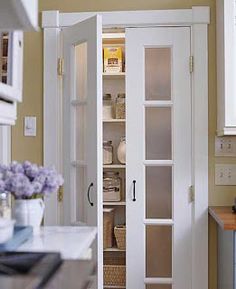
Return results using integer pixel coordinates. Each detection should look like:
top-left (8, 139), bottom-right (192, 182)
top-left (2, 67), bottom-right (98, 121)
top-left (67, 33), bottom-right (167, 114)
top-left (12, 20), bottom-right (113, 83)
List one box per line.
top-left (87, 182), bottom-right (94, 207)
top-left (132, 180), bottom-right (136, 202)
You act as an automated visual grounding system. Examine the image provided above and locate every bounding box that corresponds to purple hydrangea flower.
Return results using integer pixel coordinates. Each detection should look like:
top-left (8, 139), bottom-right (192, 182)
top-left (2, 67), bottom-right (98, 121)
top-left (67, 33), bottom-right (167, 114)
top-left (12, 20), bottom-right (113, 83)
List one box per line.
top-left (0, 161), bottom-right (64, 199)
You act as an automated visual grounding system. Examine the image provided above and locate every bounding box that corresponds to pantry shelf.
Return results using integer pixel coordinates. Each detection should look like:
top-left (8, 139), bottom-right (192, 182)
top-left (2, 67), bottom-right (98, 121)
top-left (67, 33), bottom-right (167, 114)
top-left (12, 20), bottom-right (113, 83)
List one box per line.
top-left (103, 285), bottom-right (126, 289)
top-left (103, 164), bottom-right (125, 169)
top-left (103, 164), bottom-right (126, 169)
top-left (103, 201), bottom-right (126, 206)
top-left (104, 247), bottom-right (126, 252)
top-left (103, 119), bottom-right (126, 123)
top-left (103, 72), bottom-right (125, 79)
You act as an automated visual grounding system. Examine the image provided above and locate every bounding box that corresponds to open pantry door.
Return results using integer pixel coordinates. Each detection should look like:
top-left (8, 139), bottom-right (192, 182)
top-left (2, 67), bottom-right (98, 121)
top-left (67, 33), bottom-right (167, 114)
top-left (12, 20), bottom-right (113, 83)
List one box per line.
top-left (62, 15), bottom-right (103, 287)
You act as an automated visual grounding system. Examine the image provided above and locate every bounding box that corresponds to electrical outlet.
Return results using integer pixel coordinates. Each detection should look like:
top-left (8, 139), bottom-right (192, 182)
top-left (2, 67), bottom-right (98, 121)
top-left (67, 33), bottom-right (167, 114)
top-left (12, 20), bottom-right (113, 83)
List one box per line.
top-left (215, 164), bottom-right (236, 185)
top-left (215, 136), bottom-right (236, 157)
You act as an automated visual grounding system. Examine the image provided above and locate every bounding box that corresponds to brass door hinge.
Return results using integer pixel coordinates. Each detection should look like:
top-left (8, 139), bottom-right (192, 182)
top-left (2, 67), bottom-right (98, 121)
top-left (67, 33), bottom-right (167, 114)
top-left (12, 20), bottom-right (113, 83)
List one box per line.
top-left (189, 56), bottom-right (194, 73)
top-left (189, 185), bottom-right (195, 202)
top-left (57, 58), bottom-right (64, 76)
top-left (58, 186), bottom-right (64, 202)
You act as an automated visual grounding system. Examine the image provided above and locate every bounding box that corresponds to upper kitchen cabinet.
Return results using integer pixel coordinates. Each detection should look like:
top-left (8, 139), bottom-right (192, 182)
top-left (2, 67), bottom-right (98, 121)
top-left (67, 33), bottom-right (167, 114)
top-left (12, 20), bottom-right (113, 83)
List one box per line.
top-left (217, 0), bottom-right (236, 135)
top-left (0, 0), bottom-right (38, 125)
top-left (0, 0), bottom-right (38, 31)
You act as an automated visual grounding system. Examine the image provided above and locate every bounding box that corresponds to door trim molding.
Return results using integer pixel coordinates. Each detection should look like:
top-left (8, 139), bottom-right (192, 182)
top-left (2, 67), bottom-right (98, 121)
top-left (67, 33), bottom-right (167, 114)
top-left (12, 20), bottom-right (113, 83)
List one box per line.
top-left (0, 126), bottom-right (11, 164)
top-left (42, 7), bottom-right (210, 28)
top-left (42, 8), bottom-right (209, 289)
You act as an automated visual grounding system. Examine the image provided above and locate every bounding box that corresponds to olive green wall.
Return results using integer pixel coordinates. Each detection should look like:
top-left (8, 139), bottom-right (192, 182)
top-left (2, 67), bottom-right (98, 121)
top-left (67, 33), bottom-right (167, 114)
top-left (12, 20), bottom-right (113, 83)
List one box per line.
top-left (11, 0), bottom-right (236, 288)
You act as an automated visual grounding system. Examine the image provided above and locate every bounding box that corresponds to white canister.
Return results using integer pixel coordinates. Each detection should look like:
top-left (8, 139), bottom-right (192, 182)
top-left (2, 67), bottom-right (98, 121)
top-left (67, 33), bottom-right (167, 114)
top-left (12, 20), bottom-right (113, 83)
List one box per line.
top-left (117, 136), bottom-right (126, 164)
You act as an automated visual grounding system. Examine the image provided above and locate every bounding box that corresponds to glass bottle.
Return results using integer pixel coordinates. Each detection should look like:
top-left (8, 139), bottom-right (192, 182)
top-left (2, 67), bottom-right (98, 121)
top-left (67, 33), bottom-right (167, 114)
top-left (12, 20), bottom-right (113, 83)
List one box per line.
top-left (103, 171), bottom-right (121, 202)
top-left (115, 93), bottom-right (125, 119)
top-left (103, 93), bottom-right (113, 120)
top-left (103, 140), bottom-right (113, 164)
top-left (0, 193), bottom-right (11, 219)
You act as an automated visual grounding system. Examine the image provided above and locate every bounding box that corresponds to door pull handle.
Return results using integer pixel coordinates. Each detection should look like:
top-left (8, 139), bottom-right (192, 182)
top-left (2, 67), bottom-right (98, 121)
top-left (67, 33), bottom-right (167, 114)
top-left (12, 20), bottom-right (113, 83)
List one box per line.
top-left (132, 180), bottom-right (136, 202)
top-left (87, 182), bottom-right (94, 207)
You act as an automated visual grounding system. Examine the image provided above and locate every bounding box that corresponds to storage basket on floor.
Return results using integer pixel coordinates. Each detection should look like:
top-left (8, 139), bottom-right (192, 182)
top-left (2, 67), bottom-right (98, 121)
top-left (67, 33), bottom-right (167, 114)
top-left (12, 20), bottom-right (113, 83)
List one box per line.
top-left (103, 208), bottom-right (114, 249)
top-left (114, 225), bottom-right (126, 250)
top-left (104, 254), bottom-right (126, 286)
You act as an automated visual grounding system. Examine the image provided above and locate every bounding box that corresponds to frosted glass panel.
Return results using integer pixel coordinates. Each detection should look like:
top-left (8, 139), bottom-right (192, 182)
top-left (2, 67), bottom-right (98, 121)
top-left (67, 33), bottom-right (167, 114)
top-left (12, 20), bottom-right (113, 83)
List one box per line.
top-left (145, 48), bottom-right (171, 100)
top-left (75, 166), bottom-right (87, 223)
top-left (146, 166), bottom-right (172, 219)
top-left (146, 226), bottom-right (172, 277)
top-left (145, 107), bottom-right (172, 160)
top-left (75, 42), bottom-right (87, 100)
top-left (76, 105), bottom-right (87, 161)
top-left (146, 285), bottom-right (172, 289)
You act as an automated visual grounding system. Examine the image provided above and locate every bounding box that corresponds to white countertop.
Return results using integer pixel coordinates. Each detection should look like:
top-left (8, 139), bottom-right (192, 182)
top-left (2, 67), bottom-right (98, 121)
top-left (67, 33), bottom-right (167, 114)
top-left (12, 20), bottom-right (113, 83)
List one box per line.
top-left (17, 226), bottom-right (97, 260)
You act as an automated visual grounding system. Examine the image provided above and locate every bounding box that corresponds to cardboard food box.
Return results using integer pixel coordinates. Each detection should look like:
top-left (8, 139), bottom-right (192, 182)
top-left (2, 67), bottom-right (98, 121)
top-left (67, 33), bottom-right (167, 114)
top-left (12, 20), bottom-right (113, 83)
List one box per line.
top-left (104, 47), bottom-right (122, 73)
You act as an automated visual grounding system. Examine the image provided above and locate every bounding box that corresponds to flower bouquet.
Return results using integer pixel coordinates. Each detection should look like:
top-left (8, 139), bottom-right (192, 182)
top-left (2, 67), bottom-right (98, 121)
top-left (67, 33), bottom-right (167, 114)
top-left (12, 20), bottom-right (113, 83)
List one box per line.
top-left (0, 161), bottom-right (64, 229)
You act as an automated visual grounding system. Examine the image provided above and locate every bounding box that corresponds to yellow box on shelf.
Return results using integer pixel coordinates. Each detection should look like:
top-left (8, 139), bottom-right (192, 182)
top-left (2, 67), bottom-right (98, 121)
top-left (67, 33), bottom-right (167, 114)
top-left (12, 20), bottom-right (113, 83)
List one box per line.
top-left (104, 47), bottom-right (122, 73)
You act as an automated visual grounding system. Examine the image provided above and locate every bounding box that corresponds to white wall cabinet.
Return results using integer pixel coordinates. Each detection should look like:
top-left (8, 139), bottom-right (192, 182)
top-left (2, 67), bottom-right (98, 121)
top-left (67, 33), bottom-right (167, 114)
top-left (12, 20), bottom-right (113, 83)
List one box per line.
top-left (0, 0), bottom-right (38, 31)
top-left (43, 8), bottom-right (209, 289)
top-left (0, 31), bottom-right (23, 125)
top-left (0, 0), bottom-right (38, 125)
top-left (216, 0), bottom-right (236, 135)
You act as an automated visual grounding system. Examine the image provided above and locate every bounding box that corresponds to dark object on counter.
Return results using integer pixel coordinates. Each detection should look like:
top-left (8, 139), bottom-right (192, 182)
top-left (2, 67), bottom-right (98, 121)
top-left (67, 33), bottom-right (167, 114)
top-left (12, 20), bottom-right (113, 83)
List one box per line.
top-left (0, 252), bottom-right (62, 288)
top-left (0, 226), bottom-right (33, 251)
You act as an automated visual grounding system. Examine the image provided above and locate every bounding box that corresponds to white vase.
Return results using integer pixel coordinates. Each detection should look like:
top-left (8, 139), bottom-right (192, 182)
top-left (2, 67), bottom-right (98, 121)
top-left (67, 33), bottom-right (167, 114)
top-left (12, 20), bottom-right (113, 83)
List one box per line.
top-left (117, 137), bottom-right (126, 164)
top-left (13, 199), bottom-right (45, 232)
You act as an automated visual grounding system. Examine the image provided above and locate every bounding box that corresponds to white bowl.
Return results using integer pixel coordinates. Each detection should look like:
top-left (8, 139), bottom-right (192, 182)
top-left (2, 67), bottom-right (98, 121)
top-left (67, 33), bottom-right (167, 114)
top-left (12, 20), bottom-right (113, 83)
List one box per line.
top-left (0, 218), bottom-right (15, 244)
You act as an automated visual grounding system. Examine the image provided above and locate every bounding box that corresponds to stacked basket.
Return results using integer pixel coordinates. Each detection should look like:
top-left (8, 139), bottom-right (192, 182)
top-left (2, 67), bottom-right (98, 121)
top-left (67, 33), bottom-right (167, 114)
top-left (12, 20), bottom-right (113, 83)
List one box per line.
top-left (104, 253), bottom-right (126, 287)
top-left (114, 225), bottom-right (126, 250)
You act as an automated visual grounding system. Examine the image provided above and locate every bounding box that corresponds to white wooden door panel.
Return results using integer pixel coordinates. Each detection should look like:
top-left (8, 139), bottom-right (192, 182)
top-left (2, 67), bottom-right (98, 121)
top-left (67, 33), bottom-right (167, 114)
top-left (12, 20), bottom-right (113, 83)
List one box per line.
top-left (62, 15), bottom-right (103, 288)
top-left (126, 27), bottom-right (192, 289)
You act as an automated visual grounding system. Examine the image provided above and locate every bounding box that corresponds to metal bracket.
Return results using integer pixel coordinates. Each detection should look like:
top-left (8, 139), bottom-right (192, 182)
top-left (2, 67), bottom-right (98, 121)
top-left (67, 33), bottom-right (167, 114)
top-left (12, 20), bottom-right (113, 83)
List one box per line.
top-left (189, 185), bottom-right (195, 202)
top-left (58, 186), bottom-right (64, 202)
top-left (189, 56), bottom-right (194, 73)
top-left (57, 58), bottom-right (64, 76)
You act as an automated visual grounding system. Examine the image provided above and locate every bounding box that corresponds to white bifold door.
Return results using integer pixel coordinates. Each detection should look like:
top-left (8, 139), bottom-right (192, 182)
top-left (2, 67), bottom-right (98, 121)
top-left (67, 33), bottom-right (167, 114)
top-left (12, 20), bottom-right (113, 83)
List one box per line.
top-left (62, 15), bottom-right (103, 287)
top-left (126, 27), bottom-right (192, 289)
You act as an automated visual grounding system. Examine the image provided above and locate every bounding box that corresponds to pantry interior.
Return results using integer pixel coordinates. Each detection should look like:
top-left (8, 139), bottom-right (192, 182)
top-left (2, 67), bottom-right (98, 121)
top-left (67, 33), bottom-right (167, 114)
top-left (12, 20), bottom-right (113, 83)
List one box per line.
top-left (102, 29), bottom-right (127, 289)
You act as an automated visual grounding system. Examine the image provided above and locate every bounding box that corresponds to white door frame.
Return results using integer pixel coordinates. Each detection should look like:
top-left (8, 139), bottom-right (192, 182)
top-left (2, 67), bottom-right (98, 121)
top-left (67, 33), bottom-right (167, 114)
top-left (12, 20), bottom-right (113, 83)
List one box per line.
top-left (42, 7), bottom-right (209, 289)
top-left (0, 126), bottom-right (11, 164)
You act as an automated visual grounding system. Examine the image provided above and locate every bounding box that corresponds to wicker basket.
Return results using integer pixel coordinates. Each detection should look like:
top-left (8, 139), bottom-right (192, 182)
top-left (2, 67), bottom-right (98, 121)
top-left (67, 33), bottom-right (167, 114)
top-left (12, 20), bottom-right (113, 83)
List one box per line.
top-left (104, 265), bottom-right (126, 286)
top-left (104, 254), bottom-right (126, 286)
top-left (103, 208), bottom-right (114, 249)
top-left (114, 225), bottom-right (126, 250)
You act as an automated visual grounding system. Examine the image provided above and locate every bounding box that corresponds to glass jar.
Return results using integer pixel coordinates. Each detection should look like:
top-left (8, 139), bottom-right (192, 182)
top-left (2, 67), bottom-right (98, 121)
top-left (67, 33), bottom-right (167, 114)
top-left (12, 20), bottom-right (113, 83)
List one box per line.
top-left (103, 93), bottom-right (113, 120)
top-left (115, 93), bottom-right (125, 119)
top-left (103, 171), bottom-right (121, 202)
top-left (117, 136), bottom-right (126, 164)
top-left (0, 193), bottom-right (11, 219)
top-left (103, 140), bottom-right (113, 164)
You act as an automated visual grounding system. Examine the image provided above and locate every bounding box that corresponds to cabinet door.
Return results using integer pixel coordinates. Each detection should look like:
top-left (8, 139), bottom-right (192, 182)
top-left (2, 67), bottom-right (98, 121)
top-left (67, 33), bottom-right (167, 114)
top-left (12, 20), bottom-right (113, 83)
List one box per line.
top-left (62, 15), bottom-right (103, 287)
top-left (126, 27), bottom-right (192, 289)
top-left (0, 32), bottom-right (23, 103)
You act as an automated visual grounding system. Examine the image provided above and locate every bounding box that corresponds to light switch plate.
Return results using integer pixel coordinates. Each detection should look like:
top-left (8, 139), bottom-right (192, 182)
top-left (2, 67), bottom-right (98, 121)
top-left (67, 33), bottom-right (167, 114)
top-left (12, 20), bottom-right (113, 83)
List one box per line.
top-left (215, 136), bottom-right (236, 157)
top-left (215, 164), bottom-right (236, 185)
top-left (24, 116), bottom-right (36, 137)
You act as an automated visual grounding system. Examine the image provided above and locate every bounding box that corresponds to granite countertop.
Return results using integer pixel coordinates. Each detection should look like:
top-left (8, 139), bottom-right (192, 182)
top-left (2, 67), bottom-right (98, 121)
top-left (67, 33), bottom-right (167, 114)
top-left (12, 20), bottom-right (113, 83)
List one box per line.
top-left (209, 206), bottom-right (236, 230)
top-left (17, 226), bottom-right (97, 259)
